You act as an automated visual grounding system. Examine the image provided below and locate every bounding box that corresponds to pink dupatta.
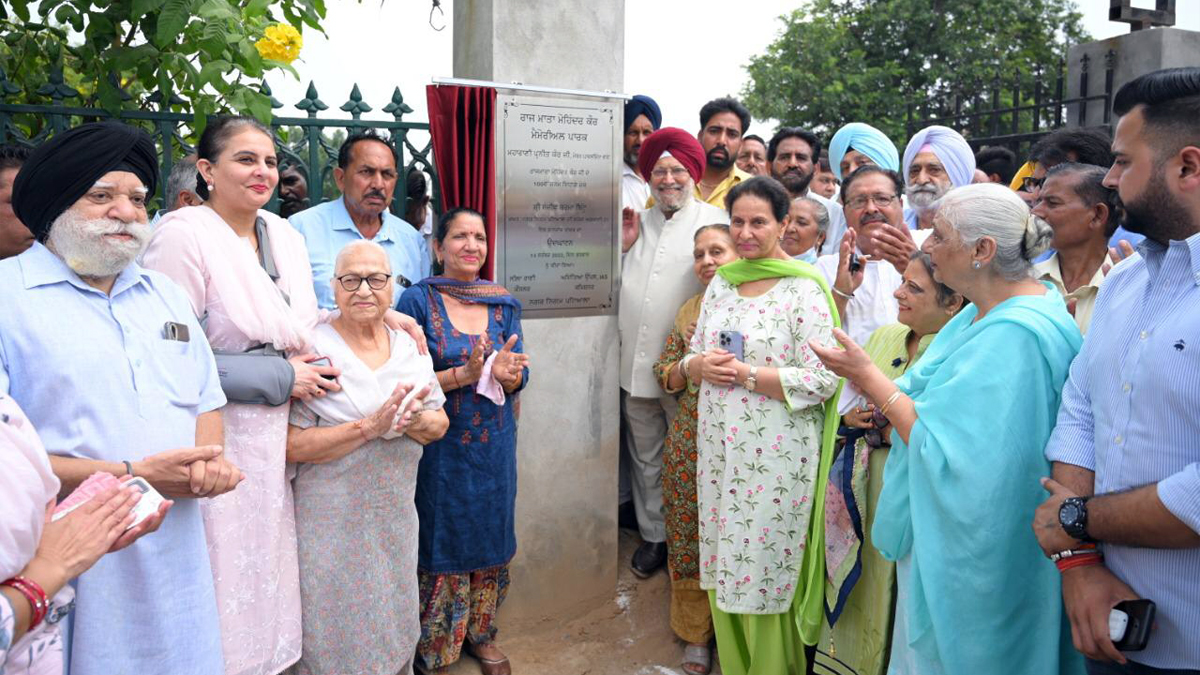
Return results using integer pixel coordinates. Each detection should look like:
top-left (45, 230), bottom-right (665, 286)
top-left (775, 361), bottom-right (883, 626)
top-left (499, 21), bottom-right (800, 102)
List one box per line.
top-left (148, 205), bottom-right (317, 354)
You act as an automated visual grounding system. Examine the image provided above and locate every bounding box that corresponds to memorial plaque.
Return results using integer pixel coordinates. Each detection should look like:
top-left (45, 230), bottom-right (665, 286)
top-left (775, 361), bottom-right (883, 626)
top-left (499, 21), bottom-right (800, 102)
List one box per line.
top-left (495, 93), bottom-right (622, 318)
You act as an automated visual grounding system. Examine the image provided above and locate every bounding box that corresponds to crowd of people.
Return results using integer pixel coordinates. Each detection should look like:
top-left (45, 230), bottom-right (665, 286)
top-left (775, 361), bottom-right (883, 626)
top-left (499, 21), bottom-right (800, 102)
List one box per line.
top-left (0, 65), bottom-right (1196, 675)
top-left (617, 67), bottom-right (1199, 675)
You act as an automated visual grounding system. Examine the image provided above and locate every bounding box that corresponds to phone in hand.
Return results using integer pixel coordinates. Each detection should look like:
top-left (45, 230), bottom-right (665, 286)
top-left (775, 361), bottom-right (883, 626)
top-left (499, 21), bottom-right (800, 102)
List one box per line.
top-left (309, 356), bottom-right (336, 381)
top-left (848, 251), bottom-right (863, 274)
top-left (718, 330), bottom-right (744, 361)
top-left (1111, 599), bottom-right (1155, 651)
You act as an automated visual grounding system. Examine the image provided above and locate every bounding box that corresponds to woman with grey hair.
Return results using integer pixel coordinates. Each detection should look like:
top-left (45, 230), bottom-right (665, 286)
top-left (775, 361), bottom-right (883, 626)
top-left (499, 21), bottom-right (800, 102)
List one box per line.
top-left (811, 183), bottom-right (1086, 675)
top-left (781, 195), bottom-right (829, 263)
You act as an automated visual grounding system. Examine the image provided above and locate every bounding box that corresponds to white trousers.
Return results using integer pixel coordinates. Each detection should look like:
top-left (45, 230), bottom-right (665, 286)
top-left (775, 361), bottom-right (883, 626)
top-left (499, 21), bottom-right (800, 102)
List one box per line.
top-left (620, 389), bottom-right (677, 543)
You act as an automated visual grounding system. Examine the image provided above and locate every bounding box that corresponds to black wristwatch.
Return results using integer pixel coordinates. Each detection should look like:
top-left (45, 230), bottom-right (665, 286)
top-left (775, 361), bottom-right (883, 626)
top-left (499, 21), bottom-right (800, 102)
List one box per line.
top-left (1058, 496), bottom-right (1093, 541)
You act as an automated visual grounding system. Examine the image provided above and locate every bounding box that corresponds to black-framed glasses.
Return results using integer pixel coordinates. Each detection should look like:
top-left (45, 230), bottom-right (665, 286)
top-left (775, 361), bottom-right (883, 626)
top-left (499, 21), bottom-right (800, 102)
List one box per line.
top-left (1020, 176), bottom-right (1044, 192)
top-left (846, 193), bottom-right (899, 210)
top-left (337, 273), bottom-right (391, 291)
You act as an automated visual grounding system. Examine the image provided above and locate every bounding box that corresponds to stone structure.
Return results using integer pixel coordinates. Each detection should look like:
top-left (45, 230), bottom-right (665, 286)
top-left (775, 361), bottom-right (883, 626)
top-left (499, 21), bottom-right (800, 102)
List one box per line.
top-left (451, 0), bottom-right (625, 622)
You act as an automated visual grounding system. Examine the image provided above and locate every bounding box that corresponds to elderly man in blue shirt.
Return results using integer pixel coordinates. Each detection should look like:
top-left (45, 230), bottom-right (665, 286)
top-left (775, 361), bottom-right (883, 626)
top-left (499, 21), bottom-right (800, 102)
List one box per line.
top-left (1034, 67), bottom-right (1200, 675)
top-left (0, 121), bottom-right (243, 675)
top-left (288, 130), bottom-right (431, 309)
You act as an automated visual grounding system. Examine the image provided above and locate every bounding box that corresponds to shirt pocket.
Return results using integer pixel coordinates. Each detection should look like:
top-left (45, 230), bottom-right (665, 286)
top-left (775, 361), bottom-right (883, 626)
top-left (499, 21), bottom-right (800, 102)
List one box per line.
top-left (146, 339), bottom-right (202, 407)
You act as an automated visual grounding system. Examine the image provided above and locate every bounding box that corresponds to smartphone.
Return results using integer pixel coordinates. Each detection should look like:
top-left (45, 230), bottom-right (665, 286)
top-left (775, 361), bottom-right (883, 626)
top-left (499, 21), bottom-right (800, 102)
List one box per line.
top-left (718, 330), bottom-right (744, 361)
top-left (848, 251), bottom-right (863, 274)
top-left (310, 357), bottom-right (336, 381)
top-left (1112, 599), bottom-right (1155, 651)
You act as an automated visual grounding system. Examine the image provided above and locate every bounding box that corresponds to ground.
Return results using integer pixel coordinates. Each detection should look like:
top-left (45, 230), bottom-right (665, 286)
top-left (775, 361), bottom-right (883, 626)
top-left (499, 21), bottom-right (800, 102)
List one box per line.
top-left (443, 529), bottom-right (723, 675)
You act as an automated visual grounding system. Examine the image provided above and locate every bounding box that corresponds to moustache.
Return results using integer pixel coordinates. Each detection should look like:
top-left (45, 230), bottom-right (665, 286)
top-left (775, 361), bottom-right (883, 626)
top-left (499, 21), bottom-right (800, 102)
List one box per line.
top-left (908, 184), bottom-right (940, 194)
top-left (364, 190), bottom-right (389, 201)
top-left (860, 213), bottom-right (887, 225)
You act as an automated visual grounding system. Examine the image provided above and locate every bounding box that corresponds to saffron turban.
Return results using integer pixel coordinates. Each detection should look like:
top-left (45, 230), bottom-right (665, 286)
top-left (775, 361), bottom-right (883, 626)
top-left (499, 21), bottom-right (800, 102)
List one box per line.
top-left (637, 127), bottom-right (705, 184)
top-left (623, 94), bottom-right (662, 133)
top-left (902, 125), bottom-right (976, 188)
top-left (829, 122), bottom-right (899, 179)
top-left (14, 121), bottom-right (158, 242)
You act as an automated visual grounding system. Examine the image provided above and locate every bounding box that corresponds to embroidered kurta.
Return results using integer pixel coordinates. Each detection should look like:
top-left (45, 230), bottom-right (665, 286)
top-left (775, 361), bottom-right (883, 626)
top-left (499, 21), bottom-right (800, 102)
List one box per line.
top-left (395, 283), bottom-right (528, 573)
top-left (692, 274), bottom-right (840, 614)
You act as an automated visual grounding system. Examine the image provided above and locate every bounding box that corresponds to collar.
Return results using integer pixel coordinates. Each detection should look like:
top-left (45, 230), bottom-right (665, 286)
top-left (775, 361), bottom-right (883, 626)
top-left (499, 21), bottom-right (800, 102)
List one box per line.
top-left (623, 163), bottom-right (643, 182)
top-left (1035, 251), bottom-right (1114, 291)
top-left (698, 165), bottom-right (751, 193)
top-left (1135, 231), bottom-right (1200, 286)
top-left (330, 196), bottom-right (395, 243)
top-left (19, 241), bottom-right (150, 297)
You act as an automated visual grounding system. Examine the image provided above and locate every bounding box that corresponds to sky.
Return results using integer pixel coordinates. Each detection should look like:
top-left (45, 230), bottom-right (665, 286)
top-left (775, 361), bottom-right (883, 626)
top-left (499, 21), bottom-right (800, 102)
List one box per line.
top-left (263, 0), bottom-right (1200, 137)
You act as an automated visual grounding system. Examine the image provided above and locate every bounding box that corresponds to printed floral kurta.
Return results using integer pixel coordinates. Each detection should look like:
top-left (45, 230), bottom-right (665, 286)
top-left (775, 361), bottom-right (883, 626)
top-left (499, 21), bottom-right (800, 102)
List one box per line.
top-left (691, 274), bottom-right (839, 615)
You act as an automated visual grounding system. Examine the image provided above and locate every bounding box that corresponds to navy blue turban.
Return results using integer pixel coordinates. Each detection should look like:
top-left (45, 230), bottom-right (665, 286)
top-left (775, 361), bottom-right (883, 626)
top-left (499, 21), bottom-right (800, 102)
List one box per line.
top-left (624, 95), bottom-right (662, 133)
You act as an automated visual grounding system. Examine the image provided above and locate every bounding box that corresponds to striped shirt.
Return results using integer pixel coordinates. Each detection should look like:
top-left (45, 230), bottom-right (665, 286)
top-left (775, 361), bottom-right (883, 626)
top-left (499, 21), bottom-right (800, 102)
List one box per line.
top-left (1046, 233), bottom-right (1200, 669)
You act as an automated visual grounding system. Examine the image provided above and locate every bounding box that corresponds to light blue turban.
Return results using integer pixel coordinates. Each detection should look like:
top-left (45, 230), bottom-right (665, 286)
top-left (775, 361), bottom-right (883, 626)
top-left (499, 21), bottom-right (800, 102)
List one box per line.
top-left (828, 122), bottom-right (899, 180)
top-left (902, 125), bottom-right (976, 187)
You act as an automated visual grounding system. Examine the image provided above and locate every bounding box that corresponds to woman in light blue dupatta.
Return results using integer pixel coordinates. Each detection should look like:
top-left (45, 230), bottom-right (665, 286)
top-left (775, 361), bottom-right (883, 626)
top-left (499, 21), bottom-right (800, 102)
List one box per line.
top-left (812, 184), bottom-right (1086, 675)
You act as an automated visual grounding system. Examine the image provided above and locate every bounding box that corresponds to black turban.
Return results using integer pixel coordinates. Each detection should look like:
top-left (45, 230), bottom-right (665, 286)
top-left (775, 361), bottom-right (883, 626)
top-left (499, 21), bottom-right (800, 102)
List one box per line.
top-left (13, 121), bottom-right (158, 242)
top-left (623, 95), bottom-right (662, 133)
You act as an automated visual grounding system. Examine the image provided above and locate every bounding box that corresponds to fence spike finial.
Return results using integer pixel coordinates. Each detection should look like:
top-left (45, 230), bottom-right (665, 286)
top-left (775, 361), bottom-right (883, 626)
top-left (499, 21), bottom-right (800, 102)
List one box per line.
top-left (296, 80), bottom-right (328, 117)
top-left (340, 84), bottom-right (372, 119)
top-left (35, 65), bottom-right (81, 102)
top-left (383, 87), bottom-right (414, 121)
top-left (260, 82), bottom-right (284, 110)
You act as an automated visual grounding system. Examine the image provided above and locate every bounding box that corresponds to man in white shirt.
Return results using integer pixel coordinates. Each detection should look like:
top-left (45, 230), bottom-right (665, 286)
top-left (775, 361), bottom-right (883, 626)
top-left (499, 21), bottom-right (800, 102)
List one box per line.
top-left (622, 95), bottom-right (662, 213)
top-left (620, 127), bottom-right (728, 577)
top-left (768, 127), bottom-right (847, 256)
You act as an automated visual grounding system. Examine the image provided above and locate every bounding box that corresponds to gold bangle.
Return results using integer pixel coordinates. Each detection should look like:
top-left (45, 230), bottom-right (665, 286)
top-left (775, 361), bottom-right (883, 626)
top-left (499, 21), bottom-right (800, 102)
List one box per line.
top-left (879, 390), bottom-right (903, 417)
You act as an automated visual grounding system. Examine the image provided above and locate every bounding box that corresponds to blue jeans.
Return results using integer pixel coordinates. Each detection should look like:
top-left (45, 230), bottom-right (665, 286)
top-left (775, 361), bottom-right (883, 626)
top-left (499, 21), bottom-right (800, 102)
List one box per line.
top-left (1087, 659), bottom-right (1200, 675)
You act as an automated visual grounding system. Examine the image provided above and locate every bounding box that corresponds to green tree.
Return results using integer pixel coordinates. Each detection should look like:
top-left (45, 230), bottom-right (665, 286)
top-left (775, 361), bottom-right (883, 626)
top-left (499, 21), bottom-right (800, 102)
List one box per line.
top-left (741, 0), bottom-right (1089, 144)
top-left (0, 0), bottom-right (323, 131)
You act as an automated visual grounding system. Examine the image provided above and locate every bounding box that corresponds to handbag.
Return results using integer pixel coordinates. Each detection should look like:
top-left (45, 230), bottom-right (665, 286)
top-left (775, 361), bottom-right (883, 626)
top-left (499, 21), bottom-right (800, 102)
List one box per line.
top-left (208, 216), bottom-right (296, 407)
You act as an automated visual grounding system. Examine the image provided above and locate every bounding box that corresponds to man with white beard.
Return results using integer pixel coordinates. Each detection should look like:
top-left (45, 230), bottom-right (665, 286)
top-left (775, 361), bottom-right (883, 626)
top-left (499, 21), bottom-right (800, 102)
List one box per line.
top-left (620, 127), bottom-right (728, 578)
top-left (901, 125), bottom-right (977, 237)
top-left (0, 122), bottom-right (238, 675)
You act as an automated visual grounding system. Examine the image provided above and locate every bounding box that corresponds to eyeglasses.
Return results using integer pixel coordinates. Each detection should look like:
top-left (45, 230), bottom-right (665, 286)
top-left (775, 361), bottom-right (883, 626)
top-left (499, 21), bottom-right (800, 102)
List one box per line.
top-left (650, 167), bottom-right (691, 180)
top-left (846, 193), bottom-right (899, 210)
top-left (1020, 176), bottom-right (1044, 192)
top-left (337, 273), bottom-right (391, 291)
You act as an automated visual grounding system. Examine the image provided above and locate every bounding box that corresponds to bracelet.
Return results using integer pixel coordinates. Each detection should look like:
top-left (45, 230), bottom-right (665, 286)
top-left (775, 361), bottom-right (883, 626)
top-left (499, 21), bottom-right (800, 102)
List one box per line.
top-left (1049, 546), bottom-right (1099, 563)
top-left (831, 287), bottom-right (855, 300)
top-left (2, 576), bottom-right (48, 629)
top-left (451, 367), bottom-right (461, 389)
top-left (123, 460), bottom-right (134, 476)
top-left (680, 354), bottom-right (697, 381)
top-left (1056, 552), bottom-right (1103, 572)
top-left (879, 390), bottom-right (904, 417)
top-left (355, 419), bottom-right (371, 443)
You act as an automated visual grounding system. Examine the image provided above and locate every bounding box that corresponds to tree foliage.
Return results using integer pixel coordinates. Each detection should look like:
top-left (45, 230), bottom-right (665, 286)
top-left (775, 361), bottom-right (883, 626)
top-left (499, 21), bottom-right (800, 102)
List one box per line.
top-left (741, 0), bottom-right (1089, 143)
top-left (0, 0), bottom-right (326, 130)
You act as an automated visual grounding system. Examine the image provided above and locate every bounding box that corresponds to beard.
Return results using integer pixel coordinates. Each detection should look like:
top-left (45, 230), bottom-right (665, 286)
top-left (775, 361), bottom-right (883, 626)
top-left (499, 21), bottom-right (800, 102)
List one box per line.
top-left (773, 167), bottom-right (813, 195)
top-left (45, 210), bottom-right (151, 278)
top-left (706, 146), bottom-right (733, 170)
top-left (1118, 169), bottom-right (1192, 242)
top-left (652, 177), bottom-right (695, 215)
top-left (624, 146), bottom-right (640, 168)
top-left (906, 182), bottom-right (950, 211)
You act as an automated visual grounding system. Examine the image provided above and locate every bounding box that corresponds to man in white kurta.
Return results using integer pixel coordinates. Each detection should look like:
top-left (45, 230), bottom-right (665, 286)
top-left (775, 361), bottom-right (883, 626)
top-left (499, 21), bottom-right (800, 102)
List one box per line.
top-left (620, 127), bottom-right (728, 577)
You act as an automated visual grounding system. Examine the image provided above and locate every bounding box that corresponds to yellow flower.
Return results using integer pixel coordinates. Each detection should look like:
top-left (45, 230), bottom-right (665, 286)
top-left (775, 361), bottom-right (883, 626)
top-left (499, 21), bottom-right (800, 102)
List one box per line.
top-left (255, 23), bottom-right (302, 64)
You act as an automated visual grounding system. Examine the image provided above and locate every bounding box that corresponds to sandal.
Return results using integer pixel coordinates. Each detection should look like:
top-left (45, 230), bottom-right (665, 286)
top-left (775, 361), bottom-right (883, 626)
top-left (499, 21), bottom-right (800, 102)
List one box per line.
top-left (464, 641), bottom-right (512, 675)
top-left (682, 642), bottom-right (712, 675)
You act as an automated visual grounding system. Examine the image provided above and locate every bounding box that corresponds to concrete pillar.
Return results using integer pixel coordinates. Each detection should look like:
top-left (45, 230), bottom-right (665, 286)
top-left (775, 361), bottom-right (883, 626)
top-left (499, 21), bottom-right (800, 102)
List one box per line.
top-left (451, 0), bottom-right (624, 622)
top-left (1067, 27), bottom-right (1200, 128)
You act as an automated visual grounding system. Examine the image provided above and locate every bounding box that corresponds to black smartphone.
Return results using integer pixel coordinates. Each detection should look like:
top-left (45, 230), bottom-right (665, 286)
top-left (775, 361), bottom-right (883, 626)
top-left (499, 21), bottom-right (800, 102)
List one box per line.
top-left (310, 357), bottom-right (337, 381)
top-left (848, 251), bottom-right (862, 274)
top-left (1113, 599), bottom-right (1155, 651)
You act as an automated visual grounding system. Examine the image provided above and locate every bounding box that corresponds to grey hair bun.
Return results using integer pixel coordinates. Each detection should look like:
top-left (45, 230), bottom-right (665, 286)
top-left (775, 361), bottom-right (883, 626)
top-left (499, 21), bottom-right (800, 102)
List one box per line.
top-left (1023, 212), bottom-right (1054, 261)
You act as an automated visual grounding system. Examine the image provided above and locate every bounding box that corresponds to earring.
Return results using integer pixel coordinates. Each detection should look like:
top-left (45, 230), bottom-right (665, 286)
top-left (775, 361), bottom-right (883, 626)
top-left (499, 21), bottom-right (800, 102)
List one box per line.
top-left (972, 261), bottom-right (981, 269)
top-left (207, 183), bottom-right (214, 192)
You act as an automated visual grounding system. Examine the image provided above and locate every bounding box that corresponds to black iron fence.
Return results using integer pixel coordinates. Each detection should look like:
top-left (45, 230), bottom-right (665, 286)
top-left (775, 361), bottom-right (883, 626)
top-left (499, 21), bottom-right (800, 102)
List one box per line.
top-left (904, 50), bottom-right (1116, 158)
top-left (0, 72), bottom-right (438, 218)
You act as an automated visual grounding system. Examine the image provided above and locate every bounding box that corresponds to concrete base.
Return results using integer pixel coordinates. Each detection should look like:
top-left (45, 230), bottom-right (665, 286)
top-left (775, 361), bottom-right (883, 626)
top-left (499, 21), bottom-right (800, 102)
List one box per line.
top-left (1068, 27), bottom-right (1200, 127)
top-left (452, 0), bottom-right (626, 623)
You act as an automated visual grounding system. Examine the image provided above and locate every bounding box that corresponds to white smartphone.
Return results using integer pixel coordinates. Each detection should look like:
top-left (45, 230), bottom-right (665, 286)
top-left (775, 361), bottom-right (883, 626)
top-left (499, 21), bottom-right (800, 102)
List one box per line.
top-left (124, 477), bottom-right (166, 531)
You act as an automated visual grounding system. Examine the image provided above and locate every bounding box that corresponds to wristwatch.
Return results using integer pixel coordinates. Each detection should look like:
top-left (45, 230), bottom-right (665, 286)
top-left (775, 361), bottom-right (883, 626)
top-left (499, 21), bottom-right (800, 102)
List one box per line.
top-left (744, 366), bottom-right (758, 391)
top-left (1058, 496), bottom-right (1093, 541)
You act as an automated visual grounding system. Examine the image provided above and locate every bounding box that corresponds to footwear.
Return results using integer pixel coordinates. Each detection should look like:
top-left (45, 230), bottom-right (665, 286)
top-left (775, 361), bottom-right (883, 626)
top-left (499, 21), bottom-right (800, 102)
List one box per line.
top-left (618, 500), bottom-right (638, 531)
top-left (682, 642), bottom-right (712, 675)
top-left (630, 541), bottom-right (667, 578)
top-left (464, 641), bottom-right (512, 675)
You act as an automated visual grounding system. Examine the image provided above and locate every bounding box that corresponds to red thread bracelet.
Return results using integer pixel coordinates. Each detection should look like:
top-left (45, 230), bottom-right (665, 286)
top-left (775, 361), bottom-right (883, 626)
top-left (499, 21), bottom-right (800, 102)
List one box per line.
top-left (1056, 553), bottom-right (1103, 572)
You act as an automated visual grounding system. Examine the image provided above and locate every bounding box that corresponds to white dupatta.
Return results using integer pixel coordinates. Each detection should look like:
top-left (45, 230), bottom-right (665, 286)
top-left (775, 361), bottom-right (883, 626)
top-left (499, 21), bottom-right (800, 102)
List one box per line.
top-left (304, 323), bottom-right (444, 440)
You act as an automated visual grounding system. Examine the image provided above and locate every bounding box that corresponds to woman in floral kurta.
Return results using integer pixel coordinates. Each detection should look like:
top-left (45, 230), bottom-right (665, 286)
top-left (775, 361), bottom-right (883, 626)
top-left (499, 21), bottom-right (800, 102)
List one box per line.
top-left (653, 225), bottom-right (738, 675)
top-left (685, 177), bottom-right (841, 675)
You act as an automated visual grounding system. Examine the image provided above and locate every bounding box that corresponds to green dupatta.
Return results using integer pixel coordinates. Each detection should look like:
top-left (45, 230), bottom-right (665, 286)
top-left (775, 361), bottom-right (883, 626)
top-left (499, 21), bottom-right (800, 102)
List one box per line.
top-left (716, 256), bottom-right (845, 645)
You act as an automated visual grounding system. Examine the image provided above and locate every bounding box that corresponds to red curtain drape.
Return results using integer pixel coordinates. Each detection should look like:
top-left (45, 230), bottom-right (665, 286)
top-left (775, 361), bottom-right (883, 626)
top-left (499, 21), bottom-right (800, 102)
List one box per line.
top-left (426, 84), bottom-right (497, 280)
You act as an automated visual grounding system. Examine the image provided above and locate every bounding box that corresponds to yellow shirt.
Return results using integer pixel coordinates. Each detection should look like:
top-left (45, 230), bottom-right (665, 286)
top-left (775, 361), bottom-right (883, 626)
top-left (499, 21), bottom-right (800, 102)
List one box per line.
top-left (1034, 252), bottom-right (1114, 334)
